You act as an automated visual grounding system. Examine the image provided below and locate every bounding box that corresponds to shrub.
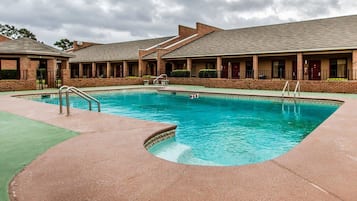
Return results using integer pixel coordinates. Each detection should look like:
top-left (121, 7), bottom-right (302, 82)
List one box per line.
top-left (170, 70), bottom-right (190, 77)
top-left (199, 69), bottom-right (217, 78)
top-left (36, 79), bottom-right (46, 84)
top-left (327, 78), bottom-right (348, 82)
top-left (142, 75), bottom-right (152, 79)
top-left (0, 70), bottom-right (18, 79)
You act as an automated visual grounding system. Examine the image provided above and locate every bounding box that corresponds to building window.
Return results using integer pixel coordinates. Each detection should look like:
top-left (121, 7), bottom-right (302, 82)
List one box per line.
top-left (129, 64), bottom-right (134, 76)
top-left (113, 64), bottom-right (123, 77)
top-left (0, 59), bottom-right (20, 80)
top-left (83, 64), bottom-right (92, 78)
top-left (330, 59), bottom-right (347, 78)
top-left (96, 64), bottom-right (107, 78)
top-left (175, 63), bottom-right (185, 69)
top-left (70, 64), bottom-right (79, 78)
top-left (205, 62), bottom-right (216, 69)
top-left (245, 61), bottom-right (253, 78)
top-left (272, 60), bottom-right (285, 79)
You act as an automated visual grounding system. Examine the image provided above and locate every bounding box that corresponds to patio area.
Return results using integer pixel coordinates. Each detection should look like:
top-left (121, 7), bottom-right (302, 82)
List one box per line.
top-left (1, 85), bottom-right (357, 201)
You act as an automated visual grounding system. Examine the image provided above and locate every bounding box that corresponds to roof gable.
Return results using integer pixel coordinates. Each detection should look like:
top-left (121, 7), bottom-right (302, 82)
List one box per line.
top-left (0, 37), bottom-right (73, 58)
top-left (163, 15), bottom-right (357, 58)
top-left (0, 34), bottom-right (12, 42)
top-left (70, 37), bottom-right (173, 63)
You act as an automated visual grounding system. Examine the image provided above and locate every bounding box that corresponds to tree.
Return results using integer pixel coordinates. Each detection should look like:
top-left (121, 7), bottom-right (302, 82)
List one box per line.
top-left (0, 24), bottom-right (37, 40)
top-left (18, 28), bottom-right (37, 40)
top-left (54, 38), bottom-right (73, 50)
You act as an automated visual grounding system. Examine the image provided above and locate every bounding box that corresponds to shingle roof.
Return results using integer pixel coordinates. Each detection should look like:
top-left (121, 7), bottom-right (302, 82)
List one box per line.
top-left (69, 37), bottom-right (173, 63)
top-left (143, 52), bottom-right (157, 60)
top-left (0, 37), bottom-right (73, 57)
top-left (163, 15), bottom-right (357, 59)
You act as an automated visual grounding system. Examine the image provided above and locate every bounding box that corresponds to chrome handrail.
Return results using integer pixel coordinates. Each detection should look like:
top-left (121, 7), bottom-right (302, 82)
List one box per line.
top-left (281, 81), bottom-right (290, 98)
top-left (67, 87), bottom-right (101, 110)
top-left (153, 74), bottom-right (168, 85)
top-left (294, 81), bottom-right (301, 98)
top-left (59, 85), bottom-right (69, 114)
top-left (59, 86), bottom-right (101, 116)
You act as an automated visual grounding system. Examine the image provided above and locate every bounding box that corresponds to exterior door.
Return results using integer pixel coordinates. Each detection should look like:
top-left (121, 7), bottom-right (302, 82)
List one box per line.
top-left (309, 60), bottom-right (321, 80)
top-left (37, 59), bottom-right (48, 89)
top-left (232, 63), bottom-right (240, 79)
top-left (165, 63), bottom-right (172, 76)
top-left (245, 61), bottom-right (253, 78)
top-left (221, 65), bottom-right (228, 78)
top-left (148, 63), bottom-right (156, 76)
top-left (292, 61), bottom-right (297, 80)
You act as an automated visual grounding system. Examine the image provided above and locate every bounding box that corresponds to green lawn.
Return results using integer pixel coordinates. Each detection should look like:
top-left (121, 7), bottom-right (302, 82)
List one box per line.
top-left (0, 112), bottom-right (77, 201)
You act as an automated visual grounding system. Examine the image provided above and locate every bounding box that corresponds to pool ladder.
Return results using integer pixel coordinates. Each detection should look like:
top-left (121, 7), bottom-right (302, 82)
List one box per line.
top-left (281, 81), bottom-right (290, 98)
top-left (281, 81), bottom-right (301, 114)
top-left (281, 81), bottom-right (301, 99)
top-left (153, 74), bottom-right (169, 85)
top-left (59, 85), bottom-right (101, 116)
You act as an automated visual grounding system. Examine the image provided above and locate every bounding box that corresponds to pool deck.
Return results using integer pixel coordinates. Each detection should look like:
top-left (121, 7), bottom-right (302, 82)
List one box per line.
top-left (1, 85), bottom-right (357, 201)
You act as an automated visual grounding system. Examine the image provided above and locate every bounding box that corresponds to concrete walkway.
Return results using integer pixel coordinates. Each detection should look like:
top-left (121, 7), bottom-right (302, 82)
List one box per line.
top-left (0, 112), bottom-right (76, 201)
top-left (1, 86), bottom-right (357, 201)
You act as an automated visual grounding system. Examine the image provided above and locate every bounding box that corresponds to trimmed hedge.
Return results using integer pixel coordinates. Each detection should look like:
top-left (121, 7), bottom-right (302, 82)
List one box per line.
top-left (327, 78), bottom-right (348, 82)
top-left (199, 69), bottom-right (217, 78)
top-left (142, 75), bottom-right (152, 79)
top-left (0, 70), bottom-right (18, 79)
top-left (170, 70), bottom-right (190, 77)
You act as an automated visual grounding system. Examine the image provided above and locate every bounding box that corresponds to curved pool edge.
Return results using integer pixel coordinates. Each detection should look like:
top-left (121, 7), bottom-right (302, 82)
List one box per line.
top-left (144, 127), bottom-right (176, 150)
top-left (1, 88), bottom-right (356, 200)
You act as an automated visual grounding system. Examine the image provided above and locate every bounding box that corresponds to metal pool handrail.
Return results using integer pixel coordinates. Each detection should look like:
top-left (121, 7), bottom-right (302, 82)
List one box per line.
top-left (153, 74), bottom-right (168, 85)
top-left (59, 85), bottom-right (69, 114)
top-left (294, 81), bottom-right (301, 98)
top-left (282, 81), bottom-right (290, 98)
top-left (59, 86), bottom-right (101, 116)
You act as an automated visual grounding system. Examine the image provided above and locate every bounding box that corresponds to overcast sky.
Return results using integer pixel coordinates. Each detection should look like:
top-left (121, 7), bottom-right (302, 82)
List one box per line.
top-left (1, 0), bottom-right (357, 46)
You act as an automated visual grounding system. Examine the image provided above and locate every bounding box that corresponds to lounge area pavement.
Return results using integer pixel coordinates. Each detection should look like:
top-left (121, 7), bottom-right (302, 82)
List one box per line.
top-left (1, 86), bottom-right (357, 201)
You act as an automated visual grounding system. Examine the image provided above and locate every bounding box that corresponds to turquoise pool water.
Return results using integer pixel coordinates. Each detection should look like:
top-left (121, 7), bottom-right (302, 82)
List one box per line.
top-left (34, 90), bottom-right (339, 166)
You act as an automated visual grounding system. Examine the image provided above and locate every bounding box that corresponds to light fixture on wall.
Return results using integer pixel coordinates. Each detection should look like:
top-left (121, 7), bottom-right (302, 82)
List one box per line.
top-left (304, 60), bottom-right (308, 65)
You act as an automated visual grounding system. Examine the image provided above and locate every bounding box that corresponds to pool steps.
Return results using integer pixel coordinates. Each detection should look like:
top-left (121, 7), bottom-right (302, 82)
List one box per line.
top-left (154, 142), bottom-right (192, 162)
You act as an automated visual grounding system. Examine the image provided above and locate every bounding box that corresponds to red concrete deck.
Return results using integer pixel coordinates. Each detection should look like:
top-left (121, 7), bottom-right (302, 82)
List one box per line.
top-left (1, 89), bottom-right (357, 201)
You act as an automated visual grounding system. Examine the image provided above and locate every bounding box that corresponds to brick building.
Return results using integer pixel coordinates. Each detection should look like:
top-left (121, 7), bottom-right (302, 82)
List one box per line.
top-left (2, 15), bottom-right (357, 92)
top-left (69, 15), bottom-right (357, 85)
top-left (0, 38), bottom-right (72, 91)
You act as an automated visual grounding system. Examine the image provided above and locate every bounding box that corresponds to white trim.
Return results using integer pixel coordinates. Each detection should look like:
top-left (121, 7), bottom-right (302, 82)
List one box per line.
top-left (144, 36), bottom-right (180, 51)
top-left (164, 34), bottom-right (199, 49)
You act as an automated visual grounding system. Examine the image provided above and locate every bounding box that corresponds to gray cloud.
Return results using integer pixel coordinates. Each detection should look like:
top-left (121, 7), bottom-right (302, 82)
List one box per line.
top-left (279, 0), bottom-right (340, 17)
top-left (0, 0), bottom-right (355, 46)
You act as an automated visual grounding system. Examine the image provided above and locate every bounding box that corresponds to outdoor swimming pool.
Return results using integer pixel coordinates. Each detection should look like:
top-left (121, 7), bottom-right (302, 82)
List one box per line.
top-left (33, 90), bottom-right (339, 166)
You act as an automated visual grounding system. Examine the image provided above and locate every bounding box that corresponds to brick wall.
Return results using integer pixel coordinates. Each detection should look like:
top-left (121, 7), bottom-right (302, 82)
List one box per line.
top-left (0, 35), bottom-right (11, 42)
top-left (0, 80), bottom-right (36, 91)
top-left (1, 60), bottom-right (17, 69)
top-left (169, 78), bottom-right (357, 93)
top-left (73, 41), bottom-right (99, 51)
top-left (63, 77), bottom-right (144, 88)
top-left (178, 25), bottom-right (196, 37)
top-left (196, 23), bottom-right (222, 34)
top-left (3, 76), bottom-right (357, 93)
